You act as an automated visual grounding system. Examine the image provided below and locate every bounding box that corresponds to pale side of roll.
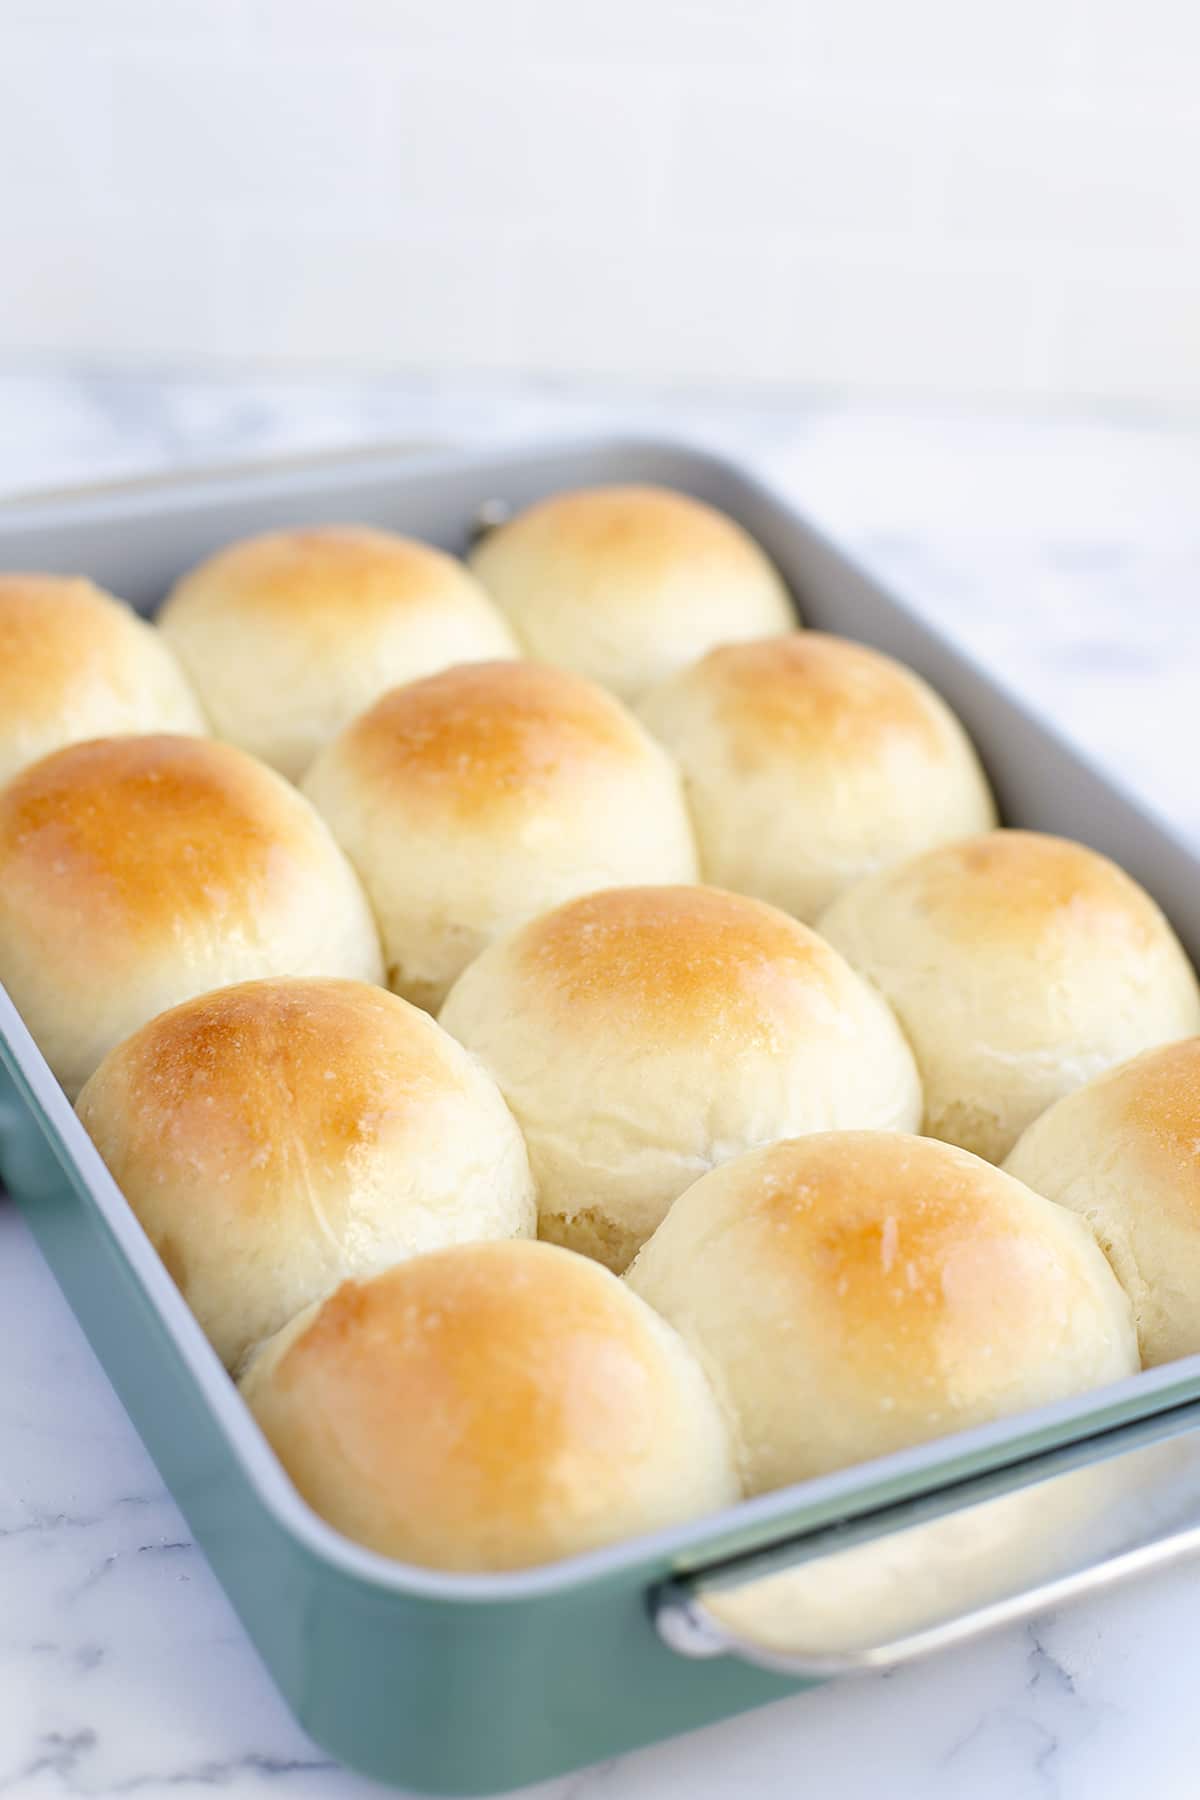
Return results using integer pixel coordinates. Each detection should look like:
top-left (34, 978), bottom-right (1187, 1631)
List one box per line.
top-left (240, 1240), bottom-right (740, 1571)
top-left (468, 484), bottom-right (795, 701)
top-left (77, 979), bottom-right (535, 1370)
top-left (818, 830), bottom-right (1200, 1163)
top-left (637, 632), bottom-right (996, 921)
top-left (0, 735), bottom-right (383, 1097)
top-left (702, 1450), bottom-right (1138, 1658)
top-left (0, 572), bottom-right (207, 786)
top-left (438, 885), bottom-right (921, 1272)
top-left (158, 525), bottom-right (519, 780)
top-left (302, 661), bottom-right (699, 1011)
top-left (626, 1132), bottom-right (1138, 1496)
top-left (1005, 1037), bottom-right (1200, 1366)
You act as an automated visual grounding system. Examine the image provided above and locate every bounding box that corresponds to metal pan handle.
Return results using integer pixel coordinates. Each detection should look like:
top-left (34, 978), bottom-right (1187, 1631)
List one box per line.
top-left (655, 1399), bottom-right (1200, 1678)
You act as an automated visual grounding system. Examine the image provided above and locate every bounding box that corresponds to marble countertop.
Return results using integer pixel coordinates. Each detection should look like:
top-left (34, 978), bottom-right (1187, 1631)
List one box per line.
top-left (2, 362), bottom-right (1199, 1800)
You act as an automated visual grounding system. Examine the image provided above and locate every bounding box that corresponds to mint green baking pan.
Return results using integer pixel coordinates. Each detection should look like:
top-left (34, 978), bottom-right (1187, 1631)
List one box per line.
top-left (4, 437), bottom-right (1200, 1796)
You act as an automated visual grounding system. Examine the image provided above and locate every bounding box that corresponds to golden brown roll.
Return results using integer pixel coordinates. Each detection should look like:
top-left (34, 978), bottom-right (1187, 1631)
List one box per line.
top-left (818, 830), bottom-right (1200, 1162)
top-left (637, 632), bottom-right (996, 921)
top-left (1005, 1037), bottom-right (1200, 1366)
top-left (626, 1132), bottom-right (1138, 1495)
top-left (0, 735), bottom-right (382, 1097)
top-left (438, 885), bottom-right (921, 1271)
top-left (77, 979), bottom-right (535, 1370)
top-left (468, 484), bottom-right (795, 701)
top-left (302, 661), bottom-right (699, 1011)
top-left (240, 1240), bottom-right (739, 1571)
top-left (0, 572), bottom-right (207, 786)
top-left (158, 525), bottom-right (519, 780)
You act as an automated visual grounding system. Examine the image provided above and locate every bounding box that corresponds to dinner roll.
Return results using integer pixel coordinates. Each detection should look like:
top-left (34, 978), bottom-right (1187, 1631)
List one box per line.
top-left (0, 735), bottom-right (382, 1098)
top-left (302, 661), bottom-right (699, 1011)
top-left (0, 573), bottom-right (206, 786)
top-left (818, 830), bottom-right (1200, 1163)
top-left (158, 525), bottom-right (518, 780)
top-left (626, 1132), bottom-right (1138, 1495)
top-left (438, 885), bottom-right (921, 1271)
top-left (638, 633), bottom-right (996, 922)
top-left (77, 979), bottom-right (535, 1370)
top-left (240, 1240), bottom-right (739, 1571)
top-left (1005, 1038), bottom-right (1200, 1367)
top-left (468, 484), bottom-right (794, 701)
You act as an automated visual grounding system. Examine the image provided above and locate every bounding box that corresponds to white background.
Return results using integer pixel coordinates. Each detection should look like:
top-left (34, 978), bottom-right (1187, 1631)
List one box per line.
top-left (4, 0), bottom-right (1200, 407)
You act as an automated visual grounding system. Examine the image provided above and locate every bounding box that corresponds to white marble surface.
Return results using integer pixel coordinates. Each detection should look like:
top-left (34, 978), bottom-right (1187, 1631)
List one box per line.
top-left (1, 362), bottom-right (1199, 1800)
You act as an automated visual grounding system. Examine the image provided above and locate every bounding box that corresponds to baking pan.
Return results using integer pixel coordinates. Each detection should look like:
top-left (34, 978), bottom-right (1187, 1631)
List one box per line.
top-left (3, 436), bottom-right (1200, 1796)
